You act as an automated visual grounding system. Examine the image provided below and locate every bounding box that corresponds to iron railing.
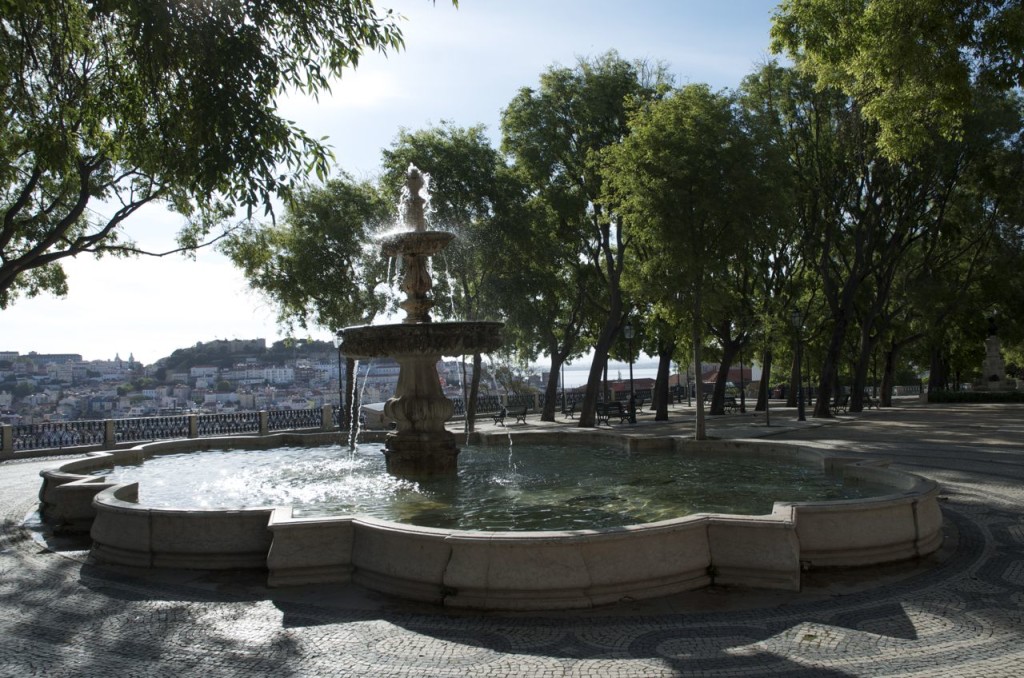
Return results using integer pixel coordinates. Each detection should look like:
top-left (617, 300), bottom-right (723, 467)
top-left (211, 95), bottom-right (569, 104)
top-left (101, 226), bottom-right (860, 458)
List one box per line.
top-left (268, 408), bottom-right (322, 431)
top-left (115, 415), bottom-right (191, 444)
top-left (10, 421), bottom-right (106, 452)
top-left (195, 411), bottom-right (262, 437)
top-left (4, 407), bottom-right (326, 455)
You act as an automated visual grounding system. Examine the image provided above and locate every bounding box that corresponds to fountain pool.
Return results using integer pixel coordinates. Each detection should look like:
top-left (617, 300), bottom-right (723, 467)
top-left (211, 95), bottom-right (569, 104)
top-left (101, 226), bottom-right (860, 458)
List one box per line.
top-left (39, 430), bottom-right (943, 610)
top-left (93, 441), bottom-right (892, 530)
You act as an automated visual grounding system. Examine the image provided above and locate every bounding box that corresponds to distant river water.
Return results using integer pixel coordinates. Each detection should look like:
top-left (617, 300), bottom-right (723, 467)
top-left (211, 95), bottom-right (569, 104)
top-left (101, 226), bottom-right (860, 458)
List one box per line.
top-left (558, 365), bottom-right (661, 388)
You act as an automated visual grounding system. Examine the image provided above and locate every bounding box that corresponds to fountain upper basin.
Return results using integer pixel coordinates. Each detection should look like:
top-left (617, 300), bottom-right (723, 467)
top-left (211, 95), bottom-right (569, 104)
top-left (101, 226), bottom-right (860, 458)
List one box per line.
top-left (340, 321), bottom-right (503, 359)
top-left (379, 230), bottom-right (454, 257)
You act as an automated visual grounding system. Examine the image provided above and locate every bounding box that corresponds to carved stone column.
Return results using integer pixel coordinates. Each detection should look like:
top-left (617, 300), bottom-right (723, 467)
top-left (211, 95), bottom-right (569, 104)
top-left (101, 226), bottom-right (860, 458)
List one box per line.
top-left (383, 351), bottom-right (458, 476)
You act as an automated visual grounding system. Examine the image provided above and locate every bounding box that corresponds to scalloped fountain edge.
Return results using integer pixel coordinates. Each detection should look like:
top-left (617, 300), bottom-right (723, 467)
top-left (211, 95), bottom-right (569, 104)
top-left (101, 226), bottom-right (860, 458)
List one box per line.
top-left (38, 431), bottom-right (943, 611)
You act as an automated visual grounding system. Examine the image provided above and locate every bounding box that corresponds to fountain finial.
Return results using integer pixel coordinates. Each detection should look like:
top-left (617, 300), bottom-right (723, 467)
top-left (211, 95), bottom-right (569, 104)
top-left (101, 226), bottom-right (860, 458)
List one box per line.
top-left (403, 164), bottom-right (428, 233)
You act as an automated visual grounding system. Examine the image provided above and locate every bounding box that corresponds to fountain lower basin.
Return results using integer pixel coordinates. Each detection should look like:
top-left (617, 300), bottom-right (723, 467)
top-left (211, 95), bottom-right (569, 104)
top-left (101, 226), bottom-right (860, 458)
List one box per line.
top-left (38, 430), bottom-right (943, 610)
top-left (86, 441), bottom-right (891, 529)
top-left (339, 321), bottom-right (503, 359)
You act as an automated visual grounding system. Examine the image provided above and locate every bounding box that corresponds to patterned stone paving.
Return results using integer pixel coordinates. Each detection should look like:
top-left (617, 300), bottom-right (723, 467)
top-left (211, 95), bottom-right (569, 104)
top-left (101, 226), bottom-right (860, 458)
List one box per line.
top-left (1, 402), bottom-right (1022, 677)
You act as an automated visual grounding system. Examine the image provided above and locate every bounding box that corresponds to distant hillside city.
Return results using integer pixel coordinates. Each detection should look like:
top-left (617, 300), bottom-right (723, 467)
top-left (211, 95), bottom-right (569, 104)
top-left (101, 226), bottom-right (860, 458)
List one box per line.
top-left (0, 338), bottom-right (520, 425)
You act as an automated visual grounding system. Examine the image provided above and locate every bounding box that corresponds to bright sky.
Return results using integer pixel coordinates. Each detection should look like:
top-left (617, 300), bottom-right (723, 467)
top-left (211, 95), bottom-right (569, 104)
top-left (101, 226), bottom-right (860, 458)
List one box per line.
top-left (4, 0), bottom-right (782, 365)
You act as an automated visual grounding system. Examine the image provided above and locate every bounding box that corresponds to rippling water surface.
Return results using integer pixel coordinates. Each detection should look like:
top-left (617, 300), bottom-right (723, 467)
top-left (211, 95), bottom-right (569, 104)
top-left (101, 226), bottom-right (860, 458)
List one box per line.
top-left (99, 443), bottom-right (888, 531)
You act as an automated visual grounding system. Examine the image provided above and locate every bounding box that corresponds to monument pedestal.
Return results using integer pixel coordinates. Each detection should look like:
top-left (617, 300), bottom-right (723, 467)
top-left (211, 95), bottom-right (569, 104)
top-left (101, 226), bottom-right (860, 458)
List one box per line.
top-left (978, 335), bottom-right (1009, 391)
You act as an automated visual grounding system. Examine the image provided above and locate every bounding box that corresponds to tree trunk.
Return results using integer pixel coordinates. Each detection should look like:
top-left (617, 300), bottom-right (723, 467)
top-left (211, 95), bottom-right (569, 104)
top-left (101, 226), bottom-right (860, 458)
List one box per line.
top-left (579, 311), bottom-right (622, 428)
top-left (814, 313), bottom-right (852, 418)
top-left (825, 360), bottom-right (842, 413)
top-left (756, 349), bottom-right (772, 411)
top-left (787, 346), bottom-right (798, 408)
top-left (849, 324), bottom-right (877, 413)
top-left (653, 342), bottom-right (674, 421)
top-left (881, 345), bottom-right (896, 407)
top-left (710, 342), bottom-right (740, 415)
top-left (541, 352), bottom-right (565, 422)
top-left (928, 345), bottom-right (949, 393)
top-left (577, 210), bottom-right (626, 428)
top-left (692, 314), bottom-right (706, 440)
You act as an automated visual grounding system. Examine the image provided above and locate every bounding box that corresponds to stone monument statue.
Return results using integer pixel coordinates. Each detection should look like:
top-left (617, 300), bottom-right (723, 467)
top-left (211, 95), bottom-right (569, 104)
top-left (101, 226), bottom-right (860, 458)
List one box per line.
top-left (979, 316), bottom-right (1008, 390)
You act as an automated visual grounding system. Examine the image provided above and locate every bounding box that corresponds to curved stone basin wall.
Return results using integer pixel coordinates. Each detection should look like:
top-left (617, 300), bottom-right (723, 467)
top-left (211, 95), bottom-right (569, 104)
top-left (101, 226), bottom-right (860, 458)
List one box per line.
top-left (37, 431), bottom-right (943, 611)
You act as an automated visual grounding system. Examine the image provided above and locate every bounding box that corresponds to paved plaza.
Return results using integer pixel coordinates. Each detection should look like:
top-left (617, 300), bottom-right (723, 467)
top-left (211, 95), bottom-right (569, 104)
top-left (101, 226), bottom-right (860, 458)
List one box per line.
top-left (1, 401), bottom-right (1022, 677)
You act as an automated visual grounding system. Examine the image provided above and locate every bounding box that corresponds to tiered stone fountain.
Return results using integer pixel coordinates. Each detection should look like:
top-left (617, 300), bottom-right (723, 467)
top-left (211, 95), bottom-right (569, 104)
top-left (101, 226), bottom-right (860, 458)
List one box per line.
top-left (36, 165), bottom-right (944, 611)
top-left (338, 166), bottom-right (502, 478)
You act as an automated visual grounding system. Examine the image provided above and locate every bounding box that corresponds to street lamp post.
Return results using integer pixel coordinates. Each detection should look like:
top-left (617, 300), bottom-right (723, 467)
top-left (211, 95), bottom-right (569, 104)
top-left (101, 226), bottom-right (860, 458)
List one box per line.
top-left (624, 320), bottom-right (637, 424)
top-left (333, 335), bottom-right (345, 430)
top-left (764, 350), bottom-right (771, 428)
top-left (790, 309), bottom-right (806, 422)
top-left (739, 345), bottom-right (746, 413)
top-left (561, 361), bottom-right (566, 414)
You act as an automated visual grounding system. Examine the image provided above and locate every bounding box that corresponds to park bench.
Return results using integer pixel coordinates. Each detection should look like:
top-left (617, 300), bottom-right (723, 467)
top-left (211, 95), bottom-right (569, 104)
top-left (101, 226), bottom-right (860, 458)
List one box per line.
top-left (830, 394), bottom-right (850, 415)
top-left (595, 401), bottom-right (630, 426)
top-left (493, 406), bottom-right (529, 426)
top-left (865, 395), bottom-right (881, 409)
top-left (723, 396), bottom-right (739, 413)
top-left (561, 403), bottom-right (576, 419)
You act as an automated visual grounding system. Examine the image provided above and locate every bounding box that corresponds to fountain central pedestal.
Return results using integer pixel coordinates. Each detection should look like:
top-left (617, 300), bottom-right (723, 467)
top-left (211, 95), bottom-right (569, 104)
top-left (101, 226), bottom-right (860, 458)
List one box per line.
top-left (384, 351), bottom-right (458, 474)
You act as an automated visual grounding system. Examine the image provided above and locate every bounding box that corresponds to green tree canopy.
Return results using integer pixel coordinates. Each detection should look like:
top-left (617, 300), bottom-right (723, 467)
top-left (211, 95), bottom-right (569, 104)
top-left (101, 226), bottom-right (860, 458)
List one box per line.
top-left (220, 174), bottom-right (393, 332)
top-left (602, 83), bottom-right (763, 433)
top-left (0, 0), bottom-right (436, 308)
top-left (501, 50), bottom-right (670, 427)
top-left (771, 0), bottom-right (1024, 158)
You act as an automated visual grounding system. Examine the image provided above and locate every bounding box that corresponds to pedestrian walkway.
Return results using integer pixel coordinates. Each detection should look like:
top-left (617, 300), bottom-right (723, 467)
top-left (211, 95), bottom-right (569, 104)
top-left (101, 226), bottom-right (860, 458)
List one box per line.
top-left (2, 401), bottom-right (1022, 676)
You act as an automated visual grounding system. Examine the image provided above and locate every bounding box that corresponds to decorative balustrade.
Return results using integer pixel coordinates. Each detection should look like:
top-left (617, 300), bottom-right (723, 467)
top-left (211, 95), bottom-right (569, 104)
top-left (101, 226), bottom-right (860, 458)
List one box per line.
top-left (2, 394), bottom-right (543, 454)
top-left (195, 411), bottom-right (262, 437)
top-left (116, 415), bottom-right (191, 443)
top-left (2, 406), bottom-right (330, 457)
top-left (505, 394), bottom-right (535, 410)
top-left (268, 408), bottom-right (322, 432)
top-left (9, 421), bottom-right (106, 452)
top-left (450, 394), bottom-right (504, 417)
top-left (0, 391), bottom-right (650, 457)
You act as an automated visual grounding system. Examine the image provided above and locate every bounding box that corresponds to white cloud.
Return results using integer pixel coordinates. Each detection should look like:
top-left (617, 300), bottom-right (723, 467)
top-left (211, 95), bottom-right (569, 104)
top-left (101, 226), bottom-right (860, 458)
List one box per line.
top-left (279, 69), bottom-right (406, 118)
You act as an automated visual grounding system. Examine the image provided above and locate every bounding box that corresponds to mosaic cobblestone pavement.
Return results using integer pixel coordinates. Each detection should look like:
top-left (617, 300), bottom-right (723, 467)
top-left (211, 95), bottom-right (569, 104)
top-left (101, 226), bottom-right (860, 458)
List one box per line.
top-left (1, 403), bottom-right (1022, 677)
